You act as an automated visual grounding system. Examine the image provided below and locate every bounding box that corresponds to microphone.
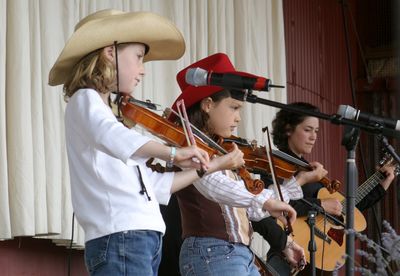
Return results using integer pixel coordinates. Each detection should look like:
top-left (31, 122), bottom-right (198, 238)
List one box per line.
top-left (185, 67), bottom-right (284, 92)
top-left (337, 105), bottom-right (400, 131)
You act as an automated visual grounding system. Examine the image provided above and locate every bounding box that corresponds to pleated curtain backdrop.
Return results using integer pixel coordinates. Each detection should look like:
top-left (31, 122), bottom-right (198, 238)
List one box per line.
top-left (0, 0), bottom-right (287, 255)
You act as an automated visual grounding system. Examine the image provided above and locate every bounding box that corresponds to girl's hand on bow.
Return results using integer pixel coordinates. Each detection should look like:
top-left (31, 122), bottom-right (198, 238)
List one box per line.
top-left (174, 145), bottom-right (210, 170)
top-left (263, 199), bottom-right (297, 226)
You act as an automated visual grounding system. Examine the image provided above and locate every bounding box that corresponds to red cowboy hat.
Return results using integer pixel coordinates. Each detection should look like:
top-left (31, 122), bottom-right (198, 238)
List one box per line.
top-left (169, 53), bottom-right (257, 121)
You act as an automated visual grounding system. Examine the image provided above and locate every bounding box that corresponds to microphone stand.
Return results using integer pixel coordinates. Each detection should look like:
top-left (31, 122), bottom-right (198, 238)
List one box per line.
top-left (299, 198), bottom-right (346, 228)
top-left (341, 126), bottom-right (360, 276)
top-left (299, 198), bottom-right (346, 227)
top-left (298, 198), bottom-right (346, 275)
top-left (307, 210), bottom-right (317, 276)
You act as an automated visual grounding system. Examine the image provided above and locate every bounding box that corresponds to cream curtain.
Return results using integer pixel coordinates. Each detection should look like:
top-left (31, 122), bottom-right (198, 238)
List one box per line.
top-left (0, 0), bottom-right (287, 255)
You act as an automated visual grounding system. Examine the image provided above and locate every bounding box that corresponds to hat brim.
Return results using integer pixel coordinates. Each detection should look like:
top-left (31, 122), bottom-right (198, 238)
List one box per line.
top-left (49, 11), bottom-right (185, 86)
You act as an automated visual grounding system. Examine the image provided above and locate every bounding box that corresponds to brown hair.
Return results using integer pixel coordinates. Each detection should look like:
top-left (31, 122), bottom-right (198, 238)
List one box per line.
top-left (186, 89), bottom-right (238, 136)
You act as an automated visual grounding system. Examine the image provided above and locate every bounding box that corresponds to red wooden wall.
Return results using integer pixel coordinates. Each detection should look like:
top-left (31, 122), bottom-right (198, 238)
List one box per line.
top-left (283, 0), bottom-right (356, 184)
top-left (0, 237), bottom-right (87, 275)
top-left (283, 0), bottom-right (399, 232)
top-left (283, 0), bottom-right (399, 273)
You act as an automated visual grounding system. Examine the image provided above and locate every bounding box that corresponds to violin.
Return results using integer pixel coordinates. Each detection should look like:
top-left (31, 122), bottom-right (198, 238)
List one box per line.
top-left (116, 95), bottom-right (264, 194)
top-left (220, 136), bottom-right (341, 193)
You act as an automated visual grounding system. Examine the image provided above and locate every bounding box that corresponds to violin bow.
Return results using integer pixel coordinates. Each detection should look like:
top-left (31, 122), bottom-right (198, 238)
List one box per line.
top-left (265, 130), bottom-right (306, 270)
top-left (263, 127), bottom-right (293, 235)
top-left (176, 100), bottom-right (195, 146)
top-left (176, 100), bottom-right (207, 173)
top-left (167, 107), bottom-right (228, 155)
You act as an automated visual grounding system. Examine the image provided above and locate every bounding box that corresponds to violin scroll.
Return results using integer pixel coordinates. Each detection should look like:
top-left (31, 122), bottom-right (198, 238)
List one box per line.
top-left (237, 167), bottom-right (265, 195)
top-left (324, 179), bottom-right (341, 194)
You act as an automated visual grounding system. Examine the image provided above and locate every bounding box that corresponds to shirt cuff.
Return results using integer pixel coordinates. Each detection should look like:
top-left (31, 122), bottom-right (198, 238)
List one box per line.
top-left (152, 172), bottom-right (174, 205)
top-left (248, 189), bottom-right (275, 221)
top-left (281, 176), bottom-right (304, 200)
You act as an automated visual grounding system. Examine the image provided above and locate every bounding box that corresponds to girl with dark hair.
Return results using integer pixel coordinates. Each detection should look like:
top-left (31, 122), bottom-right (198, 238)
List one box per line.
top-left (271, 102), bottom-right (320, 153)
top-left (272, 102), bottom-right (395, 215)
top-left (261, 102), bottom-right (396, 274)
top-left (169, 53), bottom-right (303, 276)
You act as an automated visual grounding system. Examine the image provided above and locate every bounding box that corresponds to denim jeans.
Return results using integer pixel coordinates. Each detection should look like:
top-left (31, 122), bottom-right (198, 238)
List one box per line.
top-left (84, 230), bottom-right (162, 276)
top-left (179, 236), bottom-right (260, 276)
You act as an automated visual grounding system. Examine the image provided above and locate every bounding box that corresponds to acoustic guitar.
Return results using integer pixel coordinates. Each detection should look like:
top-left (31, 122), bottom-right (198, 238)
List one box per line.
top-left (290, 156), bottom-right (399, 271)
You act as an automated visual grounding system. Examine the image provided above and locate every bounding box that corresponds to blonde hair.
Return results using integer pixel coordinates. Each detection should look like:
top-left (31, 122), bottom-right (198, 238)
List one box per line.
top-left (63, 44), bottom-right (131, 101)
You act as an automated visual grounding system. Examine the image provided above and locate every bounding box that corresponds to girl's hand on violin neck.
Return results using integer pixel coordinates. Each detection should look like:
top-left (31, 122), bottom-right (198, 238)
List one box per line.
top-left (174, 145), bottom-right (210, 170)
top-left (262, 199), bottom-right (297, 225)
top-left (295, 161), bottom-right (328, 186)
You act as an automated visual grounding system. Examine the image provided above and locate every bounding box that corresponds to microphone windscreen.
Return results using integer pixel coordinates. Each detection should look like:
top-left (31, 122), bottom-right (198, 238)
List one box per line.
top-left (185, 68), bottom-right (208, 86)
top-left (337, 105), bottom-right (357, 119)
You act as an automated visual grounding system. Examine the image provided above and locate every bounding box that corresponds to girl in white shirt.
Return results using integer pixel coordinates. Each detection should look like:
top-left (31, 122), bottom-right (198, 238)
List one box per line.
top-left (48, 10), bottom-right (245, 276)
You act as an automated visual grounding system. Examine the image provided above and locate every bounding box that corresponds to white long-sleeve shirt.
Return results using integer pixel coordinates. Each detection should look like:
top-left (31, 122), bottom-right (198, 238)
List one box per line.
top-left (193, 170), bottom-right (303, 221)
top-left (65, 89), bottom-right (174, 242)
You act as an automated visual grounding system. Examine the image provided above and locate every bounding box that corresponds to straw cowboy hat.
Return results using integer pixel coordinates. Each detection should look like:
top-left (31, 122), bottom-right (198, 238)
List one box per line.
top-left (49, 9), bottom-right (185, 86)
top-left (169, 53), bottom-right (257, 120)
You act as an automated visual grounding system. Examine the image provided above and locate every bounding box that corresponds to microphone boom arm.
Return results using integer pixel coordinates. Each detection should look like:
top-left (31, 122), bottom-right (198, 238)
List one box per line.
top-left (243, 90), bottom-right (400, 139)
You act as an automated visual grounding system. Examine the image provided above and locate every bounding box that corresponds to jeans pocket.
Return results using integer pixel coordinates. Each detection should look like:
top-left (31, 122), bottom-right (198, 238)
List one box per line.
top-left (204, 243), bottom-right (235, 260)
top-left (84, 235), bottom-right (111, 273)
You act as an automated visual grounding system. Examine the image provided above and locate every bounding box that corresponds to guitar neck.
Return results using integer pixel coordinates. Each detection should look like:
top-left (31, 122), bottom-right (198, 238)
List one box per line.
top-left (341, 170), bottom-right (385, 211)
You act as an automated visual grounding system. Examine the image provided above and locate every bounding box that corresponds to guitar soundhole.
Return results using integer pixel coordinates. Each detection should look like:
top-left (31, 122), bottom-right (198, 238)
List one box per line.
top-left (327, 228), bottom-right (344, 246)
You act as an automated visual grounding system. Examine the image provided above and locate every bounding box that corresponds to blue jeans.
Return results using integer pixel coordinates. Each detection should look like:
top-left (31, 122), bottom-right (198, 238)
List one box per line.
top-left (179, 237), bottom-right (260, 276)
top-left (84, 230), bottom-right (162, 276)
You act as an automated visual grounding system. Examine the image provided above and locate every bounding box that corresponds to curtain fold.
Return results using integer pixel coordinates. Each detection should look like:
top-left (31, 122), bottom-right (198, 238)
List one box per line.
top-left (7, 0), bottom-right (36, 237)
top-left (0, 0), bottom-right (11, 239)
top-left (1, 0), bottom-right (286, 254)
